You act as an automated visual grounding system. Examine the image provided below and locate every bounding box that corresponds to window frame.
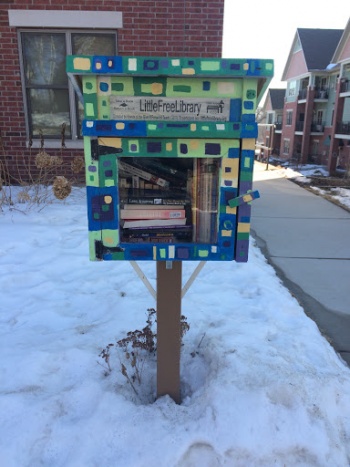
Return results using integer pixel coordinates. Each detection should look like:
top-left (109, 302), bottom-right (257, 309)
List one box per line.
top-left (267, 112), bottom-right (274, 124)
top-left (288, 80), bottom-right (296, 97)
top-left (311, 139), bottom-right (319, 155)
top-left (283, 138), bottom-right (290, 156)
top-left (18, 29), bottom-right (117, 147)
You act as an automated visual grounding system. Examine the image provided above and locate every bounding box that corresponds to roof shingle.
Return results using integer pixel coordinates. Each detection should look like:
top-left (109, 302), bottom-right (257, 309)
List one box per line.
top-left (269, 89), bottom-right (285, 109)
top-left (297, 28), bottom-right (343, 70)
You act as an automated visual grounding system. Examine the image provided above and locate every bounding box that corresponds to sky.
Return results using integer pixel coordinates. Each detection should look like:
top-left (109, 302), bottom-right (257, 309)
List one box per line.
top-left (1, 165), bottom-right (350, 466)
top-left (222, 0), bottom-right (349, 90)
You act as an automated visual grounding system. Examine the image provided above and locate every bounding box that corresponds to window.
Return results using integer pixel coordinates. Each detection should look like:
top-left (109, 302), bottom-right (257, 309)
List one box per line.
top-left (315, 76), bottom-right (327, 90)
top-left (283, 139), bottom-right (290, 155)
top-left (286, 110), bottom-right (293, 126)
top-left (20, 31), bottom-right (117, 141)
top-left (267, 112), bottom-right (274, 124)
top-left (311, 140), bottom-right (319, 155)
top-left (288, 81), bottom-right (296, 97)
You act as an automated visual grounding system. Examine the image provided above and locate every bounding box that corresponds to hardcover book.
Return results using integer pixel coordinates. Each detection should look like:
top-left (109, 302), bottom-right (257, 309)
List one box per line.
top-left (121, 218), bottom-right (187, 228)
top-left (120, 209), bottom-right (186, 220)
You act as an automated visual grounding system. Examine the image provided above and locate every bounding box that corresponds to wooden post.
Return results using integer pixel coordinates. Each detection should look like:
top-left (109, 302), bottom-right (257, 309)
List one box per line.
top-left (156, 260), bottom-right (182, 404)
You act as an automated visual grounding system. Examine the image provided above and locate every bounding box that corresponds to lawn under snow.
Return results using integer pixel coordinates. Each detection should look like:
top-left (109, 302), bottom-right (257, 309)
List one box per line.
top-left (267, 161), bottom-right (350, 211)
top-left (1, 176), bottom-right (350, 467)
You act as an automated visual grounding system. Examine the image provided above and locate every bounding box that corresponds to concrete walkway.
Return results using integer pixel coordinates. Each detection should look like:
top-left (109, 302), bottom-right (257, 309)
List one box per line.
top-left (251, 162), bottom-right (350, 366)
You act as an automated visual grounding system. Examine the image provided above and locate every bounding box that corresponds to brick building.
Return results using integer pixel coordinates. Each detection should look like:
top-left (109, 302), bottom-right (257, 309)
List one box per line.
top-left (258, 88), bottom-right (285, 159)
top-left (0, 1), bottom-right (225, 182)
top-left (260, 18), bottom-right (350, 175)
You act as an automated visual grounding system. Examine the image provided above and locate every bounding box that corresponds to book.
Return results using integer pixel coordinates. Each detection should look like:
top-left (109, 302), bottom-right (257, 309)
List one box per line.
top-left (123, 204), bottom-right (185, 210)
top-left (124, 236), bottom-right (191, 244)
top-left (196, 159), bottom-right (219, 244)
top-left (121, 225), bottom-right (193, 243)
top-left (119, 160), bottom-right (170, 188)
top-left (191, 160), bottom-right (198, 242)
top-left (119, 177), bottom-right (130, 188)
top-left (119, 188), bottom-right (191, 206)
top-left (132, 175), bottom-right (140, 188)
top-left (121, 218), bottom-right (187, 228)
top-left (131, 158), bottom-right (188, 187)
top-left (126, 237), bottom-right (177, 244)
top-left (121, 197), bottom-right (188, 206)
top-left (120, 208), bottom-right (186, 220)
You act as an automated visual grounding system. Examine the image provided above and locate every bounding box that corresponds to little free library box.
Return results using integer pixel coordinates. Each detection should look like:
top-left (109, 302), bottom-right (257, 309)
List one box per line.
top-left (67, 56), bottom-right (273, 263)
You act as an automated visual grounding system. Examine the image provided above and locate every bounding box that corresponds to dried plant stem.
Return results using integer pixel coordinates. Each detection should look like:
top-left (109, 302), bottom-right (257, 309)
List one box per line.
top-left (121, 363), bottom-right (139, 396)
top-left (0, 124), bottom-right (84, 211)
top-left (98, 308), bottom-right (190, 397)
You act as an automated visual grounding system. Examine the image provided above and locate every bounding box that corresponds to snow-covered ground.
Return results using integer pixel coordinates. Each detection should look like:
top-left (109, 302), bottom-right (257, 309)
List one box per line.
top-left (260, 161), bottom-right (350, 211)
top-left (1, 170), bottom-right (350, 467)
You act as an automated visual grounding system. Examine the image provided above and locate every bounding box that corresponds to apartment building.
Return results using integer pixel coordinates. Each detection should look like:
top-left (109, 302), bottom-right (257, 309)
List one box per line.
top-left (258, 88), bottom-right (285, 158)
top-left (261, 18), bottom-right (350, 175)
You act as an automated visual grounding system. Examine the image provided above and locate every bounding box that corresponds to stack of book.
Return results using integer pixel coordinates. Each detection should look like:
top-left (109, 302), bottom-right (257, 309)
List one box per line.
top-left (117, 156), bottom-right (220, 245)
top-left (120, 202), bottom-right (192, 244)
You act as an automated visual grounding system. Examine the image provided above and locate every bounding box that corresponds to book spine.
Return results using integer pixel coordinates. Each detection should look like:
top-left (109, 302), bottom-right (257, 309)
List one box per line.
top-left (191, 160), bottom-right (198, 242)
top-left (123, 204), bottom-right (185, 210)
top-left (124, 237), bottom-right (190, 244)
top-left (119, 196), bottom-right (190, 206)
top-left (120, 209), bottom-right (186, 220)
top-left (121, 230), bottom-right (192, 240)
top-left (209, 167), bottom-right (219, 243)
top-left (197, 159), bottom-right (218, 243)
top-left (132, 159), bottom-right (187, 185)
top-left (122, 218), bottom-right (187, 228)
top-left (197, 169), bottom-right (209, 243)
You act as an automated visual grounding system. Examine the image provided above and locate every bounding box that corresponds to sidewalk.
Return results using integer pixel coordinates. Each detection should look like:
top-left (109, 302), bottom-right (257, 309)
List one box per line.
top-left (251, 162), bottom-right (350, 366)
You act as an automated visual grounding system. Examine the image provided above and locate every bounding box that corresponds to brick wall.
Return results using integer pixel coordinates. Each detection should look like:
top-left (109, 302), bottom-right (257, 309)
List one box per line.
top-left (0, 0), bottom-right (225, 182)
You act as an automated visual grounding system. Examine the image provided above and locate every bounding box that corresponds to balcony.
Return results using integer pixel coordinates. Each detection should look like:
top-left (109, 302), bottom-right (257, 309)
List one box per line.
top-left (310, 122), bottom-right (325, 133)
top-left (298, 89), bottom-right (308, 100)
top-left (336, 121), bottom-right (350, 135)
top-left (295, 121), bottom-right (325, 133)
top-left (340, 80), bottom-right (350, 93)
top-left (274, 122), bottom-right (282, 131)
top-left (298, 88), bottom-right (329, 101)
top-left (295, 121), bottom-right (304, 132)
top-left (314, 88), bottom-right (329, 99)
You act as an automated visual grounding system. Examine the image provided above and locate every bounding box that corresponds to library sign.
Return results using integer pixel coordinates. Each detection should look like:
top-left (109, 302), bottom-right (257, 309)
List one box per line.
top-left (110, 97), bottom-right (230, 121)
top-left (67, 56), bottom-right (273, 263)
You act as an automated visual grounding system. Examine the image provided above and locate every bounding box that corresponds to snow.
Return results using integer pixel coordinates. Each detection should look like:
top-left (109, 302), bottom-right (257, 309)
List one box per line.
top-left (1, 181), bottom-right (350, 467)
top-left (260, 161), bottom-right (350, 211)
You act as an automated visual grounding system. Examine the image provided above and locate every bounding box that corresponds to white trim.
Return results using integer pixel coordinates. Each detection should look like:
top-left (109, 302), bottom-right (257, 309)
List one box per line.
top-left (8, 10), bottom-right (123, 29)
top-left (18, 29), bottom-right (117, 141)
top-left (27, 140), bottom-right (84, 150)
